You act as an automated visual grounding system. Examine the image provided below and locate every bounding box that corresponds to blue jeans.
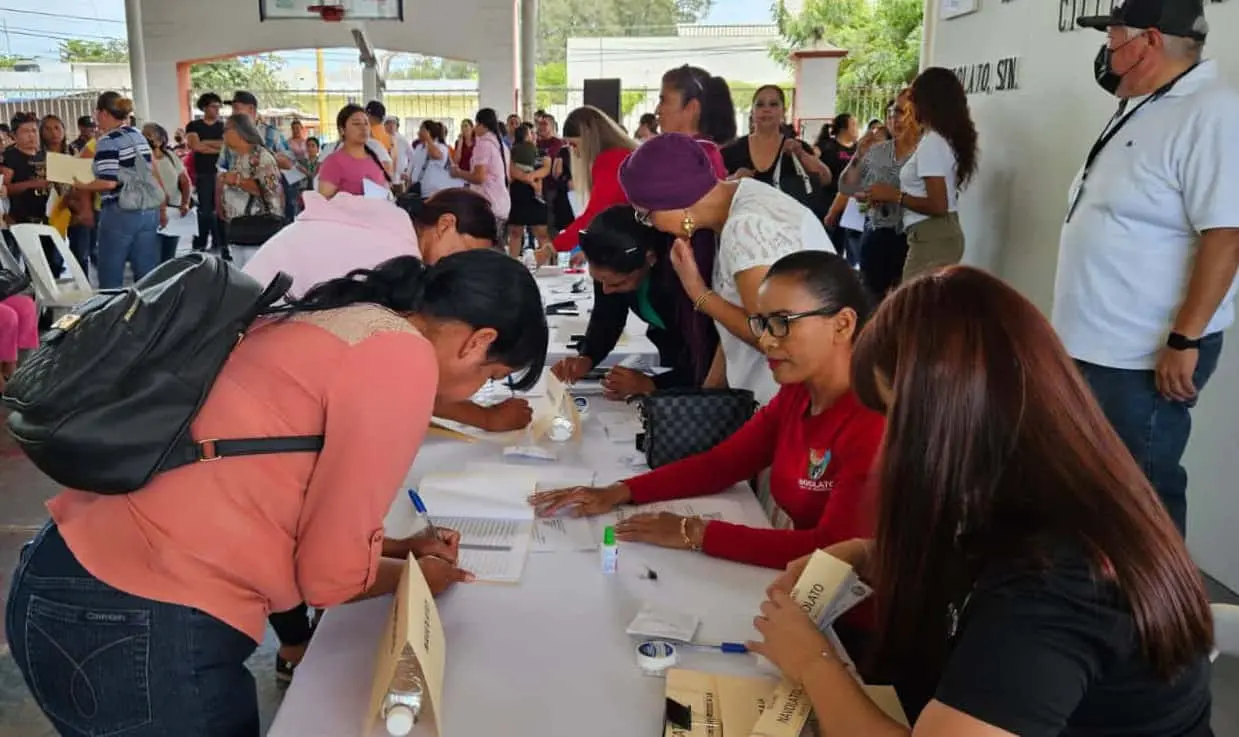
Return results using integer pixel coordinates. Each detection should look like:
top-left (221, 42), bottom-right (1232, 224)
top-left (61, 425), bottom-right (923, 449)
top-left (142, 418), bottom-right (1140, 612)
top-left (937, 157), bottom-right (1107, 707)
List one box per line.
top-left (5, 524), bottom-right (261, 737)
top-left (96, 203), bottom-right (160, 289)
top-left (159, 234), bottom-right (180, 263)
top-left (66, 224), bottom-right (96, 275)
top-left (1076, 331), bottom-right (1224, 535)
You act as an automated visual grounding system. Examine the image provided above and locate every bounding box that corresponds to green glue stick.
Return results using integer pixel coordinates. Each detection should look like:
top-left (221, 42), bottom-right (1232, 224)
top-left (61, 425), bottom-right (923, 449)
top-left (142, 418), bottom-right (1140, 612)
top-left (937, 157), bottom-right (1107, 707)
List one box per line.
top-left (600, 525), bottom-right (619, 573)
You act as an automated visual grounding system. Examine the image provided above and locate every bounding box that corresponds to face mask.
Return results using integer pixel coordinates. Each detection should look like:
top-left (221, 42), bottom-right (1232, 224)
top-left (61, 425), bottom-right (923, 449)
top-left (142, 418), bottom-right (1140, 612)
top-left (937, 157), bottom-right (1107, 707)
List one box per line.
top-left (1094, 45), bottom-right (1122, 95)
top-left (1093, 31), bottom-right (1147, 96)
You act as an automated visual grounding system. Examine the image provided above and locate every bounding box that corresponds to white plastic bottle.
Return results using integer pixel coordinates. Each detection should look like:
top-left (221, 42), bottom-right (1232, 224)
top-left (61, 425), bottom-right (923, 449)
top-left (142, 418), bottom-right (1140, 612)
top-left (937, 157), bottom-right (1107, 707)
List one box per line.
top-left (600, 525), bottom-right (619, 573)
top-left (382, 646), bottom-right (425, 736)
top-left (521, 247), bottom-right (538, 272)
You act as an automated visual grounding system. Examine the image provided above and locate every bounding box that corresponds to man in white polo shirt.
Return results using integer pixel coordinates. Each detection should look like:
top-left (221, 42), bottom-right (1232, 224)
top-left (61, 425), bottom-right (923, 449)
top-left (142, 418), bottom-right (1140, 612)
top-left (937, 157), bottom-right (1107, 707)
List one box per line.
top-left (1054, 0), bottom-right (1239, 534)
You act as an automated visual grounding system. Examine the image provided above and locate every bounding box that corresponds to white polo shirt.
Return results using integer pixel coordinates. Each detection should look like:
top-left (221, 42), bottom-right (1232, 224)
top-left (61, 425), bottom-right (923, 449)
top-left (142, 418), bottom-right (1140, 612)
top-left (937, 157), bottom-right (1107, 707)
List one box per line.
top-left (1053, 60), bottom-right (1239, 370)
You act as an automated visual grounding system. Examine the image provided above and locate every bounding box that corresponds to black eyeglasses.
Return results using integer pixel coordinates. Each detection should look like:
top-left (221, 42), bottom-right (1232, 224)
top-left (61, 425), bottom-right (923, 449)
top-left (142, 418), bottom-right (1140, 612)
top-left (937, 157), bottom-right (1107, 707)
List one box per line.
top-left (748, 307), bottom-right (839, 339)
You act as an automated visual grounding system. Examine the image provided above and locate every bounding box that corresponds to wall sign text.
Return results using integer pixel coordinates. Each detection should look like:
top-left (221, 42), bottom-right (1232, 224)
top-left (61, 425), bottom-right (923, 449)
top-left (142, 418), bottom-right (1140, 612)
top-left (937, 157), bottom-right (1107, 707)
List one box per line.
top-left (950, 57), bottom-right (1020, 95)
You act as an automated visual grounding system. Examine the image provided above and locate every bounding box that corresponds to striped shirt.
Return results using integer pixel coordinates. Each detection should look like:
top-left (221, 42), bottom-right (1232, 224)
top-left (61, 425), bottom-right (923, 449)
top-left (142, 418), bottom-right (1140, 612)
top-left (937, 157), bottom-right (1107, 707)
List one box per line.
top-left (92, 126), bottom-right (154, 205)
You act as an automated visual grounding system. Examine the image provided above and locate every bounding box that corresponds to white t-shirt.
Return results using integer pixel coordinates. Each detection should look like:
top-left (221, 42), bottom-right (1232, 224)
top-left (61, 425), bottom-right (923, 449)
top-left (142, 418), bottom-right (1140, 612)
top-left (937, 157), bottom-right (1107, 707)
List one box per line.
top-left (899, 129), bottom-right (958, 228)
top-left (716, 178), bottom-right (836, 404)
top-left (1053, 60), bottom-right (1239, 370)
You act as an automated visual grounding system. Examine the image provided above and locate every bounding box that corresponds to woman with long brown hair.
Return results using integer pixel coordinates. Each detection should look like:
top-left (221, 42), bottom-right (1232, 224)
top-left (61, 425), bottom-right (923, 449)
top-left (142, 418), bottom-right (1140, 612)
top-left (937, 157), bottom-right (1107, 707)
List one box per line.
top-left (750, 267), bottom-right (1213, 735)
top-left (549, 105), bottom-right (637, 255)
top-left (867, 67), bottom-right (977, 280)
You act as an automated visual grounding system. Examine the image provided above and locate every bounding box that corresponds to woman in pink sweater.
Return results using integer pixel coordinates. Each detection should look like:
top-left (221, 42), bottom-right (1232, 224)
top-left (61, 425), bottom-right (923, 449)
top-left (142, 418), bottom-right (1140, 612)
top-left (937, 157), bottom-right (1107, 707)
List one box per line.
top-left (6, 249), bottom-right (549, 736)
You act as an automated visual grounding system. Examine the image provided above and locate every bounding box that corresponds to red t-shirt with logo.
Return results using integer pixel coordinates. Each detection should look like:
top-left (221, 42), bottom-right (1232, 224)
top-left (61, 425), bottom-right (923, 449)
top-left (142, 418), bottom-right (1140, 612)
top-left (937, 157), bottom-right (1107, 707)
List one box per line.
top-left (624, 384), bottom-right (884, 569)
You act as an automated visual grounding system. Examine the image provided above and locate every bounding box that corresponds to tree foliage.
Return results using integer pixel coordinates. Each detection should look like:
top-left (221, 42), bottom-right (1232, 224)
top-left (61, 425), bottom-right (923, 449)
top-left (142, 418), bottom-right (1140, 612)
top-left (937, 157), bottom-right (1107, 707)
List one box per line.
top-left (0, 55), bottom-right (23, 69)
top-left (538, 0), bottom-right (713, 65)
top-left (388, 56), bottom-right (479, 81)
top-left (773, 0), bottom-right (922, 88)
top-left (190, 56), bottom-right (288, 99)
top-left (58, 39), bottom-right (130, 63)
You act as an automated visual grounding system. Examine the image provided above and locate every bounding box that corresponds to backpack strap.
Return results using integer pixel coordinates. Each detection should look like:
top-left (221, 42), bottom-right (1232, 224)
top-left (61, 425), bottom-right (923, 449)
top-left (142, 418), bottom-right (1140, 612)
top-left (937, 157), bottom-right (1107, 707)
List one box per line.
top-left (194, 435), bottom-right (324, 462)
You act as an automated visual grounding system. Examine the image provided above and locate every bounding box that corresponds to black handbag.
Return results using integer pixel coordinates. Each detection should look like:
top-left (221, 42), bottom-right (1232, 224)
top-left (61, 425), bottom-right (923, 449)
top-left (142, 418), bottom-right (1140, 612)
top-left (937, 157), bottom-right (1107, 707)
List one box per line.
top-left (633, 388), bottom-right (757, 468)
top-left (0, 268), bottom-right (31, 300)
top-left (227, 151), bottom-right (285, 247)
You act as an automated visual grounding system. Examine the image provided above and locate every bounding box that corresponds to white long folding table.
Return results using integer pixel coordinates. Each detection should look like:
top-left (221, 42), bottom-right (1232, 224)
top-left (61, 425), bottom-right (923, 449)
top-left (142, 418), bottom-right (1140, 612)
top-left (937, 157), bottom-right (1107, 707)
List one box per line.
top-left (536, 269), bottom-right (659, 364)
top-left (268, 399), bottom-right (779, 737)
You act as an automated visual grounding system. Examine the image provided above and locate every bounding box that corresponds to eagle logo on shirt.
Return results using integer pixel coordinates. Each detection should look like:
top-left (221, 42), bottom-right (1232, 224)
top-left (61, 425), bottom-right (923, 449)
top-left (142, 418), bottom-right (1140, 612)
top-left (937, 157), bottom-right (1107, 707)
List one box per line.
top-left (807, 449), bottom-right (832, 481)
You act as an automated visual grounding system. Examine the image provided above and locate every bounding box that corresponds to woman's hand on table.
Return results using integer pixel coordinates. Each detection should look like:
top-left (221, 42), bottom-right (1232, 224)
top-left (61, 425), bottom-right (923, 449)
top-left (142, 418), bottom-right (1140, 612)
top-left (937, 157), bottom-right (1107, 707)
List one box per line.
top-left (768, 538), bottom-right (874, 597)
top-left (410, 528), bottom-right (462, 563)
top-left (529, 483), bottom-right (631, 517)
top-left (747, 589), bottom-right (835, 683)
top-left (669, 237), bottom-right (708, 302)
top-left (418, 555), bottom-right (475, 595)
top-left (602, 367), bottom-right (655, 400)
top-left (481, 397), bottom-right (533, 431)
top-left (615, 512), bottom-right (705, 550)
top-left (552, 355), bottom-right (594, 383)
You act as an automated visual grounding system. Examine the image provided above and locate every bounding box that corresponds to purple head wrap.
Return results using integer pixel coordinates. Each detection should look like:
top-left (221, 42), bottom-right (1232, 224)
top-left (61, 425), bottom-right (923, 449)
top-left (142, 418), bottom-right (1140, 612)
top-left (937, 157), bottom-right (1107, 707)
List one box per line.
top-left (618, 132), bottom-right (721, 211)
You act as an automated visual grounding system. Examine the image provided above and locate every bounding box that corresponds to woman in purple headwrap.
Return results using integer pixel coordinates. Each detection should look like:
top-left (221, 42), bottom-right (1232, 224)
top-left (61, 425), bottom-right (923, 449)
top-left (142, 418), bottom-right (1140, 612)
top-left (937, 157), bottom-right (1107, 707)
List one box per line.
top-left (618, 132), bottom-right (835, 405)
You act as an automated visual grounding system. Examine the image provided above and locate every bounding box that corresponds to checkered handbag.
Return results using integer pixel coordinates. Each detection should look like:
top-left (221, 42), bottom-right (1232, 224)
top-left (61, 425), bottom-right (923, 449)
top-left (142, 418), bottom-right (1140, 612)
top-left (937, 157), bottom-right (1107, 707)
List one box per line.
top-left (634, 388), bottom-right (757, 468)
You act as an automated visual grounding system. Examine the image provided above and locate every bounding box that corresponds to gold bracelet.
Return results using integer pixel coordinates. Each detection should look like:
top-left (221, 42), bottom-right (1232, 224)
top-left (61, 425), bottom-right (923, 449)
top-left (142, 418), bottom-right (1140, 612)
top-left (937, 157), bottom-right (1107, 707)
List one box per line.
top-left (680, 516), bottom-right (703, 552)
top-left (693, 290), bottom-right (714, 312)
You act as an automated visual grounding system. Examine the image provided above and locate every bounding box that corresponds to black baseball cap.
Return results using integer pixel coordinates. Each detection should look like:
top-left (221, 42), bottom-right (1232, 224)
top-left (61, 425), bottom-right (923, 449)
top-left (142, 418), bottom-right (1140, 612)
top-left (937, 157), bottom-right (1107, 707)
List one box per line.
top-left (1078, 0), bottom-right (1209, 39)
top-left (365, 100), bottom-right (386, 120)
top-left (226, 91), bottom-right (259, 108)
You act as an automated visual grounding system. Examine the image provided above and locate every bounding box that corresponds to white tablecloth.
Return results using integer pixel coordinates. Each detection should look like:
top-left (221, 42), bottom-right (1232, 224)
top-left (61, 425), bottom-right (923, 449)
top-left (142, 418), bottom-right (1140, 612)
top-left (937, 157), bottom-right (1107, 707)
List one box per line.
top-left (268, 399), bottom-right (778, 737)
top-left (536, 270), bottom-right (659, 364)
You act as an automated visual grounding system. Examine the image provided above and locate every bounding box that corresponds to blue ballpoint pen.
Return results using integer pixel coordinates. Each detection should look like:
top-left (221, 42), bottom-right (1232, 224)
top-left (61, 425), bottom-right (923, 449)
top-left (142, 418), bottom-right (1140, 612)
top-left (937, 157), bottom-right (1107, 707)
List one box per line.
top-left (685, 641), bottom-right (748, 654)
top-left (407, 489), bottom-right (440, 540)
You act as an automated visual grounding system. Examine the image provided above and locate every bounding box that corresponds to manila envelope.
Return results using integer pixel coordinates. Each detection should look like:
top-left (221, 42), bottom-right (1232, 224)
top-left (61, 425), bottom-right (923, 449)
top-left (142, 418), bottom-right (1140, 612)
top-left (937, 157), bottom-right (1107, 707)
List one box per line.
top-left (749, 551), bottom-right (855, 737)
top-left (364, 555), bottom-right (446, 736)
top-left (46, 152), bottom-right (95, 185)
top-left (664, 668), bottom-right (779, 737)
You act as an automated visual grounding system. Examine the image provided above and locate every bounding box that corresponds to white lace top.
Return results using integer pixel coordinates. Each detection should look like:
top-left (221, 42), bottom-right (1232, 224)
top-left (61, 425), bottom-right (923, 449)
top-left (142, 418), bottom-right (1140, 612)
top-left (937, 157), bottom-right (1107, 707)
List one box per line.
top-left (715, 178), bottom-right (835, 404)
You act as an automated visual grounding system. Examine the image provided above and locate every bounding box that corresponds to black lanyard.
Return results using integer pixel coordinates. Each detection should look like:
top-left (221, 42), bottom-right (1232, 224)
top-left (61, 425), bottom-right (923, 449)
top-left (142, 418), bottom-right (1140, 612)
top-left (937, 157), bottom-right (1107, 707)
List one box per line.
top-left (1080, 63), bottom-right (1199, 179)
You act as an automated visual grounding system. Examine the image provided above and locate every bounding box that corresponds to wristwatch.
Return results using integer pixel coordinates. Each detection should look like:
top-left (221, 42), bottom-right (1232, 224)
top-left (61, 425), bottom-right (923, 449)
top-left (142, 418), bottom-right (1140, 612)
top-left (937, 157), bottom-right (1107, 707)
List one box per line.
top-left (1166, 332), bottom-right (1203, 351)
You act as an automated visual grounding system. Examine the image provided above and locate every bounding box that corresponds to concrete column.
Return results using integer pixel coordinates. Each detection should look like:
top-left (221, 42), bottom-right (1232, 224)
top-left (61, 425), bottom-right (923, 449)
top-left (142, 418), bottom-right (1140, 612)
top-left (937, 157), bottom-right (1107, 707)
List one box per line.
top-left (124, 0), bottom-right (149, 120)
top-left (362, 62), bottom-right (381, 103)
top-left (920, 0), bottom-right (940, 71)
top-left (478, 55), bottom-right (517, 115)
top-left (519, 0), bottom-right (538, 120)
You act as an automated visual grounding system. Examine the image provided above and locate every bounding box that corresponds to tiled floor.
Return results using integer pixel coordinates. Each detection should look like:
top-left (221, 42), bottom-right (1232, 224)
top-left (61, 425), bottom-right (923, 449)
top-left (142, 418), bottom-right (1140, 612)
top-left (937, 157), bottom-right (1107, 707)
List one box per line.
top-left (1, 430), bottom-right (1237, 734)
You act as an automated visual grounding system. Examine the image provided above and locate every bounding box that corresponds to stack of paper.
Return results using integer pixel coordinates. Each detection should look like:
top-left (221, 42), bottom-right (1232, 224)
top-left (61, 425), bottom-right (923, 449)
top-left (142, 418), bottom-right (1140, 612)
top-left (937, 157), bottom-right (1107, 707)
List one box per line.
top-left (415, 470), bottom-right (540, 583)
top-left (430, 369), bottom-right (574, 445)
top-left (465, 461), bottom-right (597, 552)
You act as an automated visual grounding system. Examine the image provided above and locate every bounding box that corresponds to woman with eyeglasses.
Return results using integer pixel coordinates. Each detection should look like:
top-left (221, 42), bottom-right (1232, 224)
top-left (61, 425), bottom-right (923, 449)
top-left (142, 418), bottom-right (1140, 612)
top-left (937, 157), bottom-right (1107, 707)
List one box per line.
top-left (533, 251), bottom-right (883, 570)
top-left (550, 205), bottom-right (718, 398)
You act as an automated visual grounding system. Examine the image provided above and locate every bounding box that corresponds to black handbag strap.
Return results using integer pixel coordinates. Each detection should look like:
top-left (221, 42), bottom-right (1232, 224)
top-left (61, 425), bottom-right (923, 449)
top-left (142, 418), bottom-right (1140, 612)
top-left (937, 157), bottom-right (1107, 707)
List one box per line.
top-left (194, 435), bottom-right (324, 462)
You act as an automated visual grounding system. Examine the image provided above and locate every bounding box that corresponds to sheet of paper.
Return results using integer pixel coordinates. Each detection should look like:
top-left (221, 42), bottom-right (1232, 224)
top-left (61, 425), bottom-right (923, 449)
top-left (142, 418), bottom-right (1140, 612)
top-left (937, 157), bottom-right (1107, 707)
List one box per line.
top-left (531, 517), bottom-right (597, 552)
top-left (158, 207), bottom-right (199, 237)
top-left (46, 152), bottom-right (94, 184)
top-left (417, 470), bottom-right (539, 520)
top-left (362, 178), bottom-right (392, 200)
top-left (436, 516), bottom-right (533, 583)
top-left (597, 410), bottom-right (642, 444)
top-left (626, 603), bottom-right (700, 642)
top-left (840, 196), bottom-right (866, 232)
top-left (282, 167), bottom-right (307, 185)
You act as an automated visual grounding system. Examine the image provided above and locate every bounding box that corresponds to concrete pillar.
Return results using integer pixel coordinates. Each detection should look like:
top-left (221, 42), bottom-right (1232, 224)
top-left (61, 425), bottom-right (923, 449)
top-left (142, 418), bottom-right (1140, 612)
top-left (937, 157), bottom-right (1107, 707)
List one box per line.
top-left (478, 55), bottom-right (517, 115)
top-left (145, 60), bottom-right (181, 132)
top-left (519, 0), bottom-right (538, 120)
top-left (920, 0), bottom-right (940, 71)
top-left (362, 62), bottom-right (381, 103)
top-left (124, 0), bottom-right (149, 120)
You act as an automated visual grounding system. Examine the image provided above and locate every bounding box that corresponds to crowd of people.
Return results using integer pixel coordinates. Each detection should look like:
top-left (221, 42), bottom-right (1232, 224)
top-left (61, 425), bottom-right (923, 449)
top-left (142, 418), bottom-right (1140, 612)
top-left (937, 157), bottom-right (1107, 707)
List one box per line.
top-left (2, 4), bottom-right (1237, 732)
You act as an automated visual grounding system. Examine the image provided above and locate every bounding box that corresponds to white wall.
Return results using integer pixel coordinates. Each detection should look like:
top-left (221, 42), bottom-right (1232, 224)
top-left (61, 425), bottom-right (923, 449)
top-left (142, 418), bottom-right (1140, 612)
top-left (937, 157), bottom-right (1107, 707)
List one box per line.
top-left (566, 30), bottom-right (790, 90)
top-left (134, 0), bottom-right (516, 126)
top-left (930, 0), bottom-right (1239, 589)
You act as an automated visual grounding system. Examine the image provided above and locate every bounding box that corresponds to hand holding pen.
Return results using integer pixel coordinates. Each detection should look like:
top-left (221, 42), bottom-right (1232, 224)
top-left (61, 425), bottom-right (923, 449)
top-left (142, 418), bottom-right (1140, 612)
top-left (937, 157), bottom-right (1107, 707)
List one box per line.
top-left (398, 490), bottom-right (461, 564)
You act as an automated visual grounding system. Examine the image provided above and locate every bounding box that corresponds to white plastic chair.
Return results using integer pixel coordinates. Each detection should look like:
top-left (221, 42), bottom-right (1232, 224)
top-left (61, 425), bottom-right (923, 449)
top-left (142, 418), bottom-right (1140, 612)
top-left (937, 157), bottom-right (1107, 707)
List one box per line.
top-left (1213, 603), bottom-right (1239, 661)
top-left (6, 223), bottom-right (93, 311)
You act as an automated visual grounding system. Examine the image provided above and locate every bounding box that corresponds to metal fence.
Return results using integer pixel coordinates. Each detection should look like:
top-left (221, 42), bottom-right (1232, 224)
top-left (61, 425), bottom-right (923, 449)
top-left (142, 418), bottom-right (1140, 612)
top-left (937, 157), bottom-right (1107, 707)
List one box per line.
top-left (0, 89), bottom-right (133, 127)
top-left (836, 85), bottom-right (903, 128)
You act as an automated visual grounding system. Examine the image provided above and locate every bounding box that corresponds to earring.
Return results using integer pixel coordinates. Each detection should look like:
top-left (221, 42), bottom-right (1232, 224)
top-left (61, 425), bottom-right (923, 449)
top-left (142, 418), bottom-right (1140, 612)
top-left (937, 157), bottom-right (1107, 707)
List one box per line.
top-left (681, 210), bottom-right (696, 237)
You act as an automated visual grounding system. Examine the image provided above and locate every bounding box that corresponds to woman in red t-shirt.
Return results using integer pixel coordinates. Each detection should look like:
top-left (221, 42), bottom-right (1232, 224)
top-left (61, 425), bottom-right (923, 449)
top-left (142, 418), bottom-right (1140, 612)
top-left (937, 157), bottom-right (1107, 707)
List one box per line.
top-left (550, 106), bottom-right (638, 254)
top-left (531, 251), bottom-right (883, 570)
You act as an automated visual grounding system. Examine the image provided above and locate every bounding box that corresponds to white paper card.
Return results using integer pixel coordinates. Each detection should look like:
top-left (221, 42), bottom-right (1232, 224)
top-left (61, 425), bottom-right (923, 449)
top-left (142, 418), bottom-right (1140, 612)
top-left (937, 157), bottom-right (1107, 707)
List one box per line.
top-left (841, 197), bottom-right (866, 232)
top-left (362, 178), bottom-right (392, 200)
top-left (282, 167), bottom-right (307, 185)
top-left (159, 207), bottom-right (199, 237)
top-left (626, 603), bottom-right (701, 643)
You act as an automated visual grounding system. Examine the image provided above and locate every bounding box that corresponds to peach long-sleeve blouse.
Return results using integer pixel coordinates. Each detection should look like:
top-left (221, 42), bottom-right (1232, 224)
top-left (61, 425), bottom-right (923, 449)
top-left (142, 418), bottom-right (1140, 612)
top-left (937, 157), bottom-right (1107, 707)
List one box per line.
top-left (48, 304), bottom-right (438, 643)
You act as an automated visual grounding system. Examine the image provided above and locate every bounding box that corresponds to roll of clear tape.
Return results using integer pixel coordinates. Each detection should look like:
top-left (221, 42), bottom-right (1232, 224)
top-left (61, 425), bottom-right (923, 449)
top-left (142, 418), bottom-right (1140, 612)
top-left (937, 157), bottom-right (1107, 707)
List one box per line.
top-left (635, 640), bottom-right (679, 676)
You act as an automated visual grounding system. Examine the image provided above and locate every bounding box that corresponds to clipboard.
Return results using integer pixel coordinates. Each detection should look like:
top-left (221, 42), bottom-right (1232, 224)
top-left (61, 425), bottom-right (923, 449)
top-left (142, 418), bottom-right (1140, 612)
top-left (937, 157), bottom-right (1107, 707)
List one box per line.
top-left (365, 555), bottom-right (446, 736)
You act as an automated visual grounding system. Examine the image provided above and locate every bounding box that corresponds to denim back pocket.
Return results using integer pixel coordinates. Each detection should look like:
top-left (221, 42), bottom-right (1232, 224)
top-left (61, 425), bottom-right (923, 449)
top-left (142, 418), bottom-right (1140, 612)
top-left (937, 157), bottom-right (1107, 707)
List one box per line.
top-left (24, 594), bottom-right (153, 735)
